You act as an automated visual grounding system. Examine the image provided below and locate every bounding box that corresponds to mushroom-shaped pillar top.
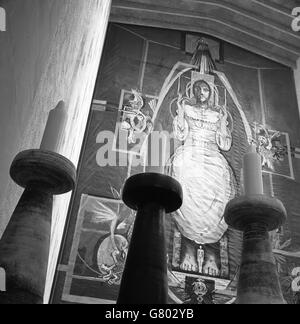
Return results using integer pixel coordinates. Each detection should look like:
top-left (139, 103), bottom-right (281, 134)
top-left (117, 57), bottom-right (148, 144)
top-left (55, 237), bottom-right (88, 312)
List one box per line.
top-left (224, 195), bottom-right (287, 232)
top-left (122, 173), bottom-right (183, 213)
top-left (10, 149), bottom-right (76, 195)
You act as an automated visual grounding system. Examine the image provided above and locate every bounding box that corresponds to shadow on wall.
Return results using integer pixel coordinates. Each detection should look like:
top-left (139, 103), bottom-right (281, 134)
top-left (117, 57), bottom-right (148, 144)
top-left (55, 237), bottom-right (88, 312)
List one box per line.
top-left (0, 7), bottom-right (5, 32)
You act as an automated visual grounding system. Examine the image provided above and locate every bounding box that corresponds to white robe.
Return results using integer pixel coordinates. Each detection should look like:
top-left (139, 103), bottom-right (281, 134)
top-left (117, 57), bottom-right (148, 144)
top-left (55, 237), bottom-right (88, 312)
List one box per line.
top-left (172, 104), bottom-right (235, 244)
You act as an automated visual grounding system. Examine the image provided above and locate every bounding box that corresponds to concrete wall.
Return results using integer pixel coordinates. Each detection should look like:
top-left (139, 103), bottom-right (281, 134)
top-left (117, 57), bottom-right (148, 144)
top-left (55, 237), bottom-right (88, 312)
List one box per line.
top-left (0, 0), bottom-right (111, 303)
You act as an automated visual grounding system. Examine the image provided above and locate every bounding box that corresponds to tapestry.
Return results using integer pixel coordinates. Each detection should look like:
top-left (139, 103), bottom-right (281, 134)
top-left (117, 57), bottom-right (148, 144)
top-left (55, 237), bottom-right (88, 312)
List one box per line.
top-left (52, 24), bottom-right (300, 305)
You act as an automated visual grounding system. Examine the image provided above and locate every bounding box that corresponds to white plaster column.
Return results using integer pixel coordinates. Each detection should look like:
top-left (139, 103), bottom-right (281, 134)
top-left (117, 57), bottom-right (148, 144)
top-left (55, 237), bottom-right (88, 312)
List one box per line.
top-left (0, 0), bottom-right (111, 303)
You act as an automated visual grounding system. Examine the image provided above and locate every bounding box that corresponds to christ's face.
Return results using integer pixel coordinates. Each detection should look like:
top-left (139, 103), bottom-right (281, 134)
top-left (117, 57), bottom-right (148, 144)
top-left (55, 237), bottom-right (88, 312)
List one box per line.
top-left (194, 82), bottom-right (211, 104)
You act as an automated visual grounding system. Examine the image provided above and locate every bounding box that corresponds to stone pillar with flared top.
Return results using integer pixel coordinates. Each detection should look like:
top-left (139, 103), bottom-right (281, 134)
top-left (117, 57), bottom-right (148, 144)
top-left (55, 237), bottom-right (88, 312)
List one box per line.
top-left (117, 173), bottom-right (183, 305)
top-left (0, 150), bottom-right (76, 304)
top-left (224, 195), bottom-right (287, 304)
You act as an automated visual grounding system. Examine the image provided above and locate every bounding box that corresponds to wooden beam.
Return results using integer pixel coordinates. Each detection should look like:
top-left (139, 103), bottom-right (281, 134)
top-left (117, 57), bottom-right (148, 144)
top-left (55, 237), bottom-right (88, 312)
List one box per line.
top-left (112, 0), bottom-right (300, 40)
top-left (110, 2), bottom-right (299, 67)
top-left (110, 9), bottom-right (297, 68)
top-left (196, 0), bottom-right (300, 40)
top-left (251, 0), bottom-right (295, 17)
top-left (111, 0), bottom-right (300, 54)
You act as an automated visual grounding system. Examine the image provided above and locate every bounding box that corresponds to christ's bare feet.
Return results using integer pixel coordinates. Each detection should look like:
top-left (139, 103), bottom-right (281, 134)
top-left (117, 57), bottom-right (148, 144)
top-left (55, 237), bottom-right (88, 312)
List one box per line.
top-left (180, 238), bottom-right (198, 272)
top-left (203, 254), bottom-right (220, 277)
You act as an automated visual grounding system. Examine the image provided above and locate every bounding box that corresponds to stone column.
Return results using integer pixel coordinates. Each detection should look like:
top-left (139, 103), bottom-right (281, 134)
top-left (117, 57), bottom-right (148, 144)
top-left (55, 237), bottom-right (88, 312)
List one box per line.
top-left (0, 150), bottom-right (76, 304)
top-left (224, 195), bottom-right (287, 304)
top-left (0, 0), bottom-right (111, 303)
top-left (117, 173), bottom-right (182, 305)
